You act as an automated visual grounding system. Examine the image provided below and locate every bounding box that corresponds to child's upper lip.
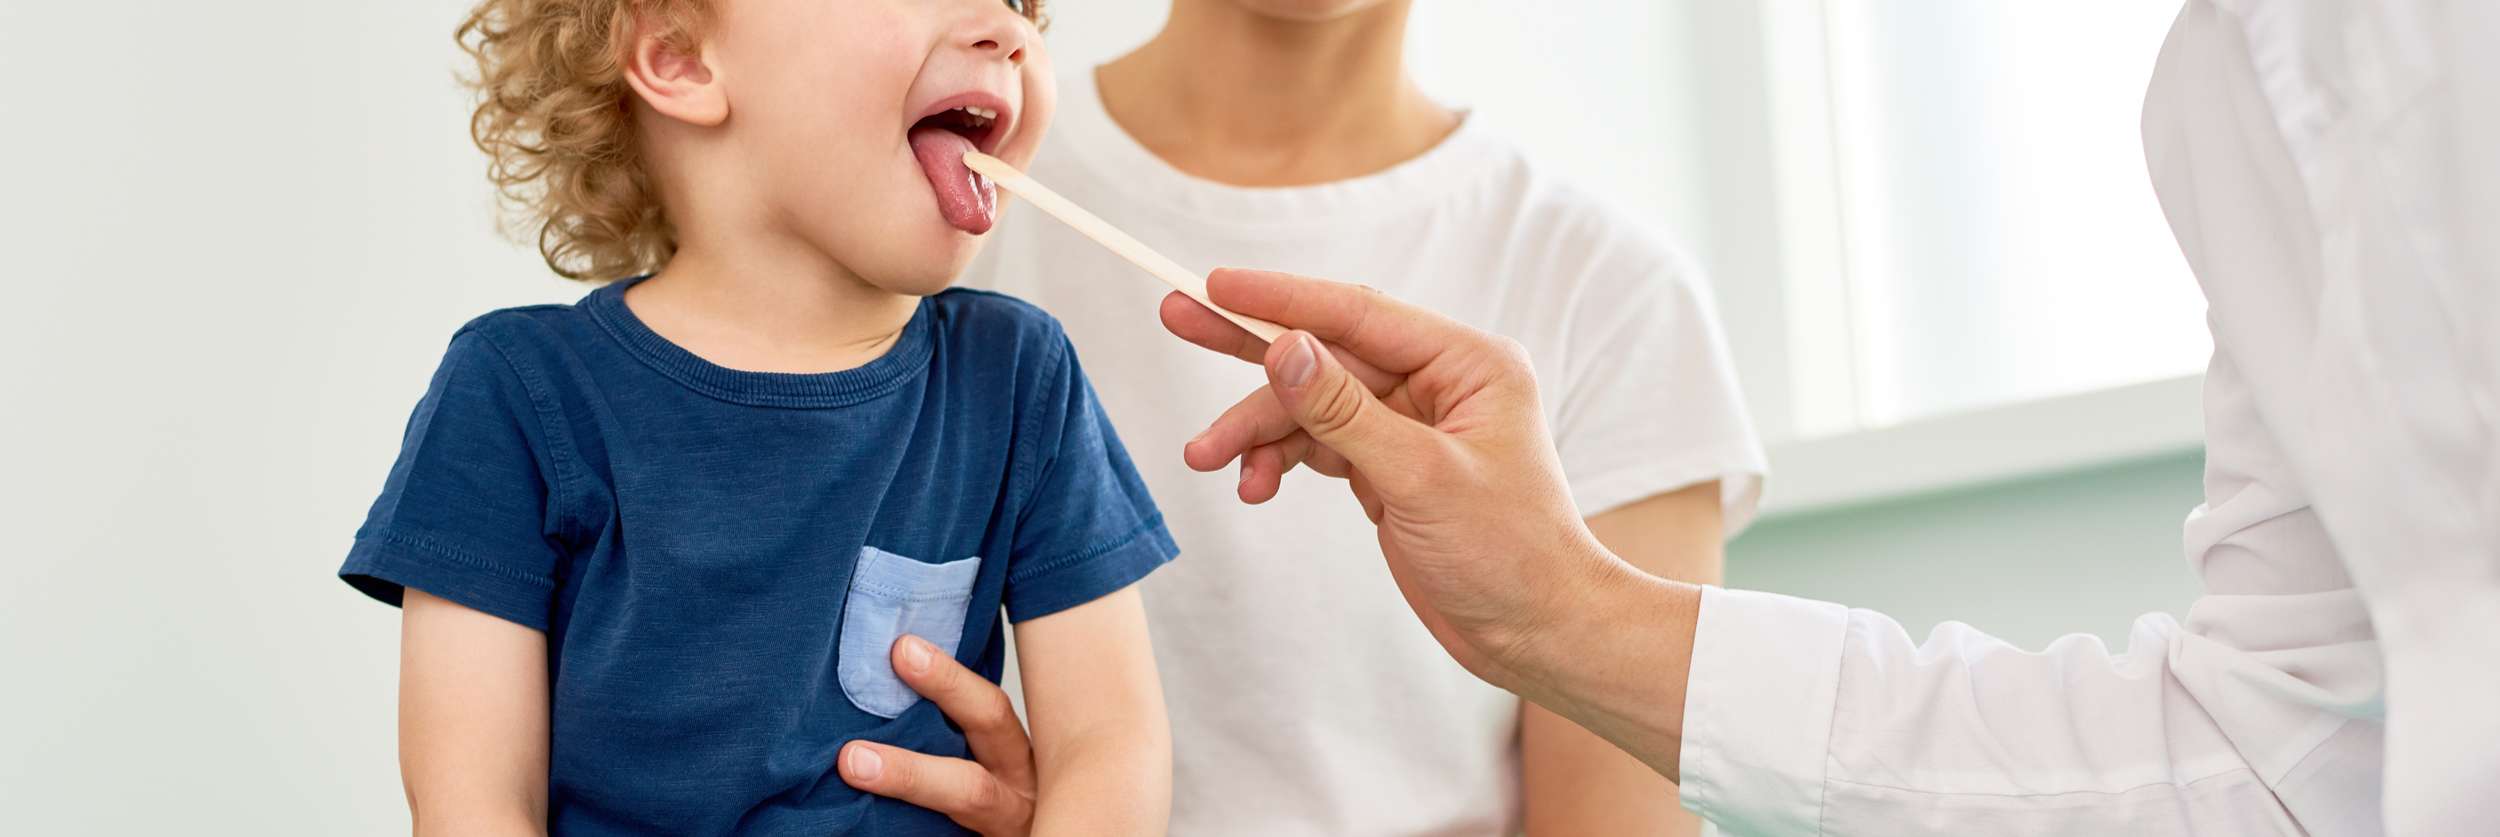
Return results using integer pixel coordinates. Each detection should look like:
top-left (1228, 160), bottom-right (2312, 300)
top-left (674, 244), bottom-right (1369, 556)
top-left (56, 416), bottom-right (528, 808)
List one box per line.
top-left (913, 90), bottom-right (1017, 155)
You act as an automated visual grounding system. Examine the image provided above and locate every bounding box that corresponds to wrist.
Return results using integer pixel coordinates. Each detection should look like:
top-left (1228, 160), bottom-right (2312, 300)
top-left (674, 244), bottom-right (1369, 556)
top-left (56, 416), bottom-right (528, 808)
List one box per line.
top-left (1505, 544), bottom-right (1703, 780)
top-left (1517, 549), bottom-right (1700, 688)
top-left (1472, 529), bottom-right (1610, 689)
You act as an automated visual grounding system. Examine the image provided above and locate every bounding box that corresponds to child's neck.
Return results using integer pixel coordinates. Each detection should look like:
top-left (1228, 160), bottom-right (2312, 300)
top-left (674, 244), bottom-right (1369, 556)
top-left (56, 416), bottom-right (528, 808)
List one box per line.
top-left (1098, 0), bottom-right (1459, 187)
top-left (623, 239), bottom-right (919, 376)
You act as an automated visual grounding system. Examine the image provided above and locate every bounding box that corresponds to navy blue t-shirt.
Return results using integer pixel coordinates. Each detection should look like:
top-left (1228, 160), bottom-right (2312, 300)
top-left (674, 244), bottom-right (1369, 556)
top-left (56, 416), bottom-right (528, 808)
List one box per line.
top-left (339, 278), bottom-right (1177, 835)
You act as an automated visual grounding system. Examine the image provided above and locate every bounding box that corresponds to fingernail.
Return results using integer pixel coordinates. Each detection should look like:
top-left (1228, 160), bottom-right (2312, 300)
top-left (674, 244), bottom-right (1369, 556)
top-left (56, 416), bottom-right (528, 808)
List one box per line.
top-left (848, 745), bottom-right (883, 782)
top-left (1238, 463), bottom-right (1254, 489)
top-left (902, 636), bottom-right (933, 675)
top-left (1277, 333), bottom-right (1318, 388)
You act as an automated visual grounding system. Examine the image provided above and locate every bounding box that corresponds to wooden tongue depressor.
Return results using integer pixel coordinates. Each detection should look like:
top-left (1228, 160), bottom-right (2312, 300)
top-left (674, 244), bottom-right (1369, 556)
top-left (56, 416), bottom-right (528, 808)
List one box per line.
top-left (963, 151), bottom-right (1288, 344)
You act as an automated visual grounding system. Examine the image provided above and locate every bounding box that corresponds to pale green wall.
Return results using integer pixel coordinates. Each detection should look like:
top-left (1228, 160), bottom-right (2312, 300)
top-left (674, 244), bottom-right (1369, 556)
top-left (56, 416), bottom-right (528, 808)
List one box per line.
top-left (1728, 451), bottom-right (2208, 649)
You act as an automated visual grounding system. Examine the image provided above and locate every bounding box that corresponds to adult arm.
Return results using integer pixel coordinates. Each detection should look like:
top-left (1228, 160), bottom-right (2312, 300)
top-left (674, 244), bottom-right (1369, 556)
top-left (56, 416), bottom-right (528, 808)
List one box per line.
top-left (2137, 1), bottom-right (2500, 834)
top-left (398, 588), bottom-right (550, 837)
top-left (1521, 486), bottom-right (1719, 837)
top-left (1162, 268), bottom-right (2384, 836)
top-left (1661, 356), bottom-right (2383, 834)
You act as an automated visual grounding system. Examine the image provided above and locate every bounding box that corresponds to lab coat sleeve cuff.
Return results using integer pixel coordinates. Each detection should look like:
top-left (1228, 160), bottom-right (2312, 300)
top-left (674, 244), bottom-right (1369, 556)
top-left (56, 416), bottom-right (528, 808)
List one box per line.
top-left (1678, 586), bottom-right (1850, 835)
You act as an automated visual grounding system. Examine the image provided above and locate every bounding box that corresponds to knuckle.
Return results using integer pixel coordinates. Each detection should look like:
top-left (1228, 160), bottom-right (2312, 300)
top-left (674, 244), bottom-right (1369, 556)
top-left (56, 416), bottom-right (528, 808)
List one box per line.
top-left (1275, 435), bottom-right (1313, 469)
top-left (965, 775), bottom-right (1006, 813)
top-left (967, 685), bottom-right (1017, 729)
top-left (1490, 335), bottom-right (1533, 367)
top-left (1394, 441), bottom-right (1451, 488)
top-left (1233, 390), bottom-right (1282, 428)
top-left (913, 656), bottom-right (959, 697)
top-left (947, 781), bottom-right (1011, 833)
top-left (1338, 294), bottom-right (1377, 347)
top-left (1304, 377), bottom-right (1370, 435)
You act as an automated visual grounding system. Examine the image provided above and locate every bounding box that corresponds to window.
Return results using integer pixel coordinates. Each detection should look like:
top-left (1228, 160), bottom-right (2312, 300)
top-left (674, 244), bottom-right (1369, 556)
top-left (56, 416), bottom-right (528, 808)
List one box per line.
top-left (1768, 0), bottom-right (2210, 433)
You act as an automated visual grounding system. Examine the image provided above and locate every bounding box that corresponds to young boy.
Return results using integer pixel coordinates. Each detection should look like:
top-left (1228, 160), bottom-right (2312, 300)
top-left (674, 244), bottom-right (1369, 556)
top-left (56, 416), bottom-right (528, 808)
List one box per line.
top-left (337, 0), bottom-right (1175, 833)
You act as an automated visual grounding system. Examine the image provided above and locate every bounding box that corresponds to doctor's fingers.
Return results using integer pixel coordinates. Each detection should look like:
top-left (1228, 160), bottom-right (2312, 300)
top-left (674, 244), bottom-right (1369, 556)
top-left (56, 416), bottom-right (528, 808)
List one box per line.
top-left (1204, 268), bottom-right (1474, 376)
top-left (1238, 430), bottom-right (1355, 504)
top-left (891, 634), bottom-right (1034, 789)
top-left (839, 741), bottom-right (1033, 836)
top-left (1186, 380), bottom-right (1424, 474)
top-left (1159, 290), bottom-right (1402, 393)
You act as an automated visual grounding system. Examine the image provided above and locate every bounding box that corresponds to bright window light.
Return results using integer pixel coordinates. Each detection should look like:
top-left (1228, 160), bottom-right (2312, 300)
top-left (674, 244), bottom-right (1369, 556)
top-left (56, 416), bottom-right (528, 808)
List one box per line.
top-left (1818, 2), bottom-right (2211, 426)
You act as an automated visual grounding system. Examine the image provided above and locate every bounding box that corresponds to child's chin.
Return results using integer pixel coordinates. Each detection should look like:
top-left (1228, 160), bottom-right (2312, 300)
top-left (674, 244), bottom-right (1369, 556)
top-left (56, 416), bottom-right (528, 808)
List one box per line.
top-left (861, 235), bottom-right (981, 296)
top-left (873, 260), bottom-right (972, 297)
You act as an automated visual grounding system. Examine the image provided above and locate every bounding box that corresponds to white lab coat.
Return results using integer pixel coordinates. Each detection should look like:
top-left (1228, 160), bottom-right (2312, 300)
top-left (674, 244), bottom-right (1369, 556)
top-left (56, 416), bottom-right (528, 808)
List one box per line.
top-left (1676, 1), bottom-right (2499, 834)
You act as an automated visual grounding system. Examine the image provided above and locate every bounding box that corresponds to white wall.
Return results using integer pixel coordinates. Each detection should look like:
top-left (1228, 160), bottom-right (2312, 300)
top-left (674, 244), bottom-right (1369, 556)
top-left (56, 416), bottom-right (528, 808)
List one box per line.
top-left (3, 1), bottom-right (569, 832)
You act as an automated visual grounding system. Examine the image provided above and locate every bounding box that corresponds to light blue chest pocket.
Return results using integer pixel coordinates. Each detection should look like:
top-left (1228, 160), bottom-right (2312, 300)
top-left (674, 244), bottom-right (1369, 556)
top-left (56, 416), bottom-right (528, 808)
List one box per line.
top-left (838, 547), bottom-right (983, 718)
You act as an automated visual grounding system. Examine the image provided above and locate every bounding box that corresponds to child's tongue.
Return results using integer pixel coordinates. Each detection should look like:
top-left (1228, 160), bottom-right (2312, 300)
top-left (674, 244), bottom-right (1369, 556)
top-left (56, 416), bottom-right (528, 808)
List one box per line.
top-left (908, 125), bottom-right (996, 235)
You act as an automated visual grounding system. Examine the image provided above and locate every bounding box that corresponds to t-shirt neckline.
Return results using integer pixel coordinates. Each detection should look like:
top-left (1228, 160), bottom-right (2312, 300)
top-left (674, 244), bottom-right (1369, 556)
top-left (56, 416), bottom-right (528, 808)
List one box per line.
top-left (584, 276), bottom-right (937, 409)
top-left (1050, 68), bottom-right (1506, 230)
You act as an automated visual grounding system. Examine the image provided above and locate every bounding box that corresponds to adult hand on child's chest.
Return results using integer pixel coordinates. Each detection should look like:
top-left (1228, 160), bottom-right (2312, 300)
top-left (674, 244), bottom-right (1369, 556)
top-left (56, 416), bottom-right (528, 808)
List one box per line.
top-left (837, 634), bottom-right (1037, 836)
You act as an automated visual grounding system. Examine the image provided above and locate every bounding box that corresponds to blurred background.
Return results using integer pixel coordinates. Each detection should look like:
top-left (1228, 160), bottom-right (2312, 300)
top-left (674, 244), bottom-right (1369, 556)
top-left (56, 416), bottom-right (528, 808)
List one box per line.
top-left (0, 0), bottom-right (2207, 832)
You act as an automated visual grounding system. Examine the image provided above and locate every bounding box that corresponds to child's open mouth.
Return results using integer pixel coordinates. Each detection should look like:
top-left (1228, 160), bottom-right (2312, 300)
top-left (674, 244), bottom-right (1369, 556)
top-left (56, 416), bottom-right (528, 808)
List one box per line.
top-left (908, 94), bottom-right (1013, 235)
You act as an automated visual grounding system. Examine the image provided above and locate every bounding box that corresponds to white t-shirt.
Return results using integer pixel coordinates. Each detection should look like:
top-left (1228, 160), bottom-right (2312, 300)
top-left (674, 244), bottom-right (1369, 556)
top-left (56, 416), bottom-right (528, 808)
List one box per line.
top-left (965, 71), bottom-right (1767, 837)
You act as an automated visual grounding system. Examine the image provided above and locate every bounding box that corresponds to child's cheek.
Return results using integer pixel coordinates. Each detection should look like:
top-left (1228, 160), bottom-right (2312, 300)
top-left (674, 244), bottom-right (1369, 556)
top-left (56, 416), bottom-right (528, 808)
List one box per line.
top-left (1005, 49), bottom-right (1058, 169)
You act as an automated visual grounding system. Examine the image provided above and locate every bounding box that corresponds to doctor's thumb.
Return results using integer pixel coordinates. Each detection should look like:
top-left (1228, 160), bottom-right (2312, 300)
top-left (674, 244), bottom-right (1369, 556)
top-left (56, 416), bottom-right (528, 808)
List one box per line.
top-left (1265, 331), bottom-right (1433, 480)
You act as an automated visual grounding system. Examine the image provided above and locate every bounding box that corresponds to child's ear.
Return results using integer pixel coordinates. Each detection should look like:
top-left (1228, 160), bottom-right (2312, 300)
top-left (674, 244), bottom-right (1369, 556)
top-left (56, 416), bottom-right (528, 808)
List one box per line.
top-left (622, 22), bottom-right (727, 128)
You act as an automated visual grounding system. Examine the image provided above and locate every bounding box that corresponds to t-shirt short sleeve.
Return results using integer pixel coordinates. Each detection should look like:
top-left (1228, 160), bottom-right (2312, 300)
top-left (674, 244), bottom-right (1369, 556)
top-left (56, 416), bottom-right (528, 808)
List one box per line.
top-left (338, 325), bottom-right (571, 631)
top-left (1554, 252), bottom-right (1769, 535)
top-left (1000, 336), bottom-right (1178, 623)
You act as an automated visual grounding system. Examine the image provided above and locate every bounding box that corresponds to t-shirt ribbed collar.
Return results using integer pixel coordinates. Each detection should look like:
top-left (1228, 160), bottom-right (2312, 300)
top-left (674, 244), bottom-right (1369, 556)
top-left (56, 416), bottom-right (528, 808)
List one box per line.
top-left (1047, 68), bottom-right (1507, 231)
top-left (584, 276), bottom-right (936, 409)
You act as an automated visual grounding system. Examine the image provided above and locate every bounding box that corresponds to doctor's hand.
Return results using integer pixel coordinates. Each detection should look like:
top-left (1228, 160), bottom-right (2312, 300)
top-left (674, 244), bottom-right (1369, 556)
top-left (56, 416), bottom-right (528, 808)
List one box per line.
top-left (838, 635), bottom-right (1036, 836)
top-left (1162, 269), bottom-right (1701, 779)
top-left (1160, 271), bottom-right (1692, 703)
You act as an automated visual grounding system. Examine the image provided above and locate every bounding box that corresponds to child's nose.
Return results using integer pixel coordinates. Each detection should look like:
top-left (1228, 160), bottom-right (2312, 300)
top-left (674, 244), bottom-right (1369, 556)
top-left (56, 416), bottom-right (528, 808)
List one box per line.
top-left (962, 11), bottom-right (1029, 65)
top-left (971, 37), bottom-right (1025, 66)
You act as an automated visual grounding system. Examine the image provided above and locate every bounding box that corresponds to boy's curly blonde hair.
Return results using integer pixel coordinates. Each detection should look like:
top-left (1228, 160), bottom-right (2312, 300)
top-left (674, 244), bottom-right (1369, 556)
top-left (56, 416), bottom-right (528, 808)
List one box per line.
top-left (459, 0), bottom-right (709, 281)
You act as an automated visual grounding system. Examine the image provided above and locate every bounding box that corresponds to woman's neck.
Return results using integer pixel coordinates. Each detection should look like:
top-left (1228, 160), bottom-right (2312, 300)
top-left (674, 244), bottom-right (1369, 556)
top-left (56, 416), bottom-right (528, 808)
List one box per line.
top-left (623, 234), bottom-right (918, 375)
top-left (1097, 0), bottom-right (1460, 187)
